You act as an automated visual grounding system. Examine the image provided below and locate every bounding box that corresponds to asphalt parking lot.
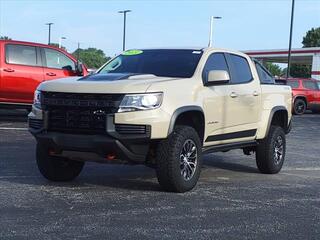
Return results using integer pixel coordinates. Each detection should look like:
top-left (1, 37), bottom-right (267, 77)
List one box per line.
top-left (0, 109), bottom-right (319, 240)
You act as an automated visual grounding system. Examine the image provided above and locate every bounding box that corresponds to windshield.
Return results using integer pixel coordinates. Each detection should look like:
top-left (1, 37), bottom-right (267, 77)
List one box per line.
top-left (98, 49), bottom-right (203, 78)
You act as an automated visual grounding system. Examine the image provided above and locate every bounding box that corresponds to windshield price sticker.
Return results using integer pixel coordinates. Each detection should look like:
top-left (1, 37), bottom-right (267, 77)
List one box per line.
top-left (122, 50), bottom-right (143, 56)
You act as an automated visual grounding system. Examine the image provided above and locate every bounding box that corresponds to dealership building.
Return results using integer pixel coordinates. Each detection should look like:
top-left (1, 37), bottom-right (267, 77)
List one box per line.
top-left (244, 47), bottom-right (320, 80)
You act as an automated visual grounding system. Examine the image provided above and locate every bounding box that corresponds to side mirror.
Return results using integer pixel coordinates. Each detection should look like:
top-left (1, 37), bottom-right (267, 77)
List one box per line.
top-left (207, 70), bottom-right (230, 84)
top-left (75, 63), bottom-right (84, 76)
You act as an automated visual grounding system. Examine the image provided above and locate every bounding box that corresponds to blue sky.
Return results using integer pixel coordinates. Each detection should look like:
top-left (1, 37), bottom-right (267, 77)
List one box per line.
top-left (0, 0), bottom-right (319, 56)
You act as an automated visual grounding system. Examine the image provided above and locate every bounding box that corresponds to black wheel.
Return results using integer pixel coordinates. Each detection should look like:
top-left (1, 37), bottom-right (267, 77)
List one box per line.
top-left (36, 143), bottom-right (84, 181)
top-left (256, 125), bottom-right (286, 174)
top-left (155, 125), bottom-right (202, 193)
top-left (293, 99), bottom-right (306, 115)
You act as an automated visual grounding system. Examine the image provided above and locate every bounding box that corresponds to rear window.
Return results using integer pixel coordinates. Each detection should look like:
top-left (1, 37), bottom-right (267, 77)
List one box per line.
top-left (255, 62), bottom-right (275, 84)
top-left (228, 54), bottom-right (253, 84)
top-left (303, 81), bottom-right (318, 90)
top-left (5, 44), bottom-right (37, 66)
top-left (287, 80), bottom-right (299, 88)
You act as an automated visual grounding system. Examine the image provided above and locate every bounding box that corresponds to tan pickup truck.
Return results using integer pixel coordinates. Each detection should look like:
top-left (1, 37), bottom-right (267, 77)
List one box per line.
top-left (28, 48), bottom-right (292, 192)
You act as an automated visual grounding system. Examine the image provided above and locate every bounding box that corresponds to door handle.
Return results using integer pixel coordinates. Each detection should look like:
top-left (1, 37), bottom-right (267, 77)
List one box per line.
top-left (3, 68), bottom-right (15, 72)
top-left (46, 72), bottom-right (56, 76)
top-left (253, 91), bottom-right (259, 96)
top-left (230, 92), bottom-right (238, 98)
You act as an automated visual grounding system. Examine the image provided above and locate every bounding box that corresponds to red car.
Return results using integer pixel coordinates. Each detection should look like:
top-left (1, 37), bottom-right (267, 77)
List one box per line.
top-left (286, 78), bottom-right (320, 115)
top-left (0, 40), bottom-right (87, 109)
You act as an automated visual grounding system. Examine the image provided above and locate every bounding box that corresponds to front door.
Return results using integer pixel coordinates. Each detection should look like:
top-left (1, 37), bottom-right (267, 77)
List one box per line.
top-left (41, 47), bottom-right (77, 81)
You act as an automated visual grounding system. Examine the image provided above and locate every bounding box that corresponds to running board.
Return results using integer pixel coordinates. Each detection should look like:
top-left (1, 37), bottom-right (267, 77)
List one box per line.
top-left (202, 141), bottom-right (257, 154)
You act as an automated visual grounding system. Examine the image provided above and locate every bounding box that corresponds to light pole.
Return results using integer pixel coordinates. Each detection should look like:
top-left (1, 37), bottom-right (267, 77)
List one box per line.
top-left (118, 10), bottom-right (131, 51)
top-left (59, 37), bottom-right (66, 48)
top-left (286, 0), bottom-right (295, 80)
top-left (208, 16), bottom-right (222, 47)
top-left (45, 23), bottom-right (54, 45)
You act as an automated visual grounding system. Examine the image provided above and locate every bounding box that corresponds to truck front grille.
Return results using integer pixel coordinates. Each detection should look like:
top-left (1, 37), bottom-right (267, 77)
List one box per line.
top-left (42, 92), bottom-right (124, 134)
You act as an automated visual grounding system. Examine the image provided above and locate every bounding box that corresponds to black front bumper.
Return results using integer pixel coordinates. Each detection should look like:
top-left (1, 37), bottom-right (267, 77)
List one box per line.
top-left (29, 114), bottom-right (152, 163)
top-left (33, 132), bottom-right (150, 163)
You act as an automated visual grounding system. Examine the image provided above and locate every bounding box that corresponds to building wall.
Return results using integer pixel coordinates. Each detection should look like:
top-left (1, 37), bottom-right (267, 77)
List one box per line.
top-left (312, 54), bottom-right (320, 80)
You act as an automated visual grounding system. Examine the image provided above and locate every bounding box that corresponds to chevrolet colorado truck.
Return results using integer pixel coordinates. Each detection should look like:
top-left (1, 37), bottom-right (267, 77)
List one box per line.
top-left (28, 48), bottom-right (292, 192)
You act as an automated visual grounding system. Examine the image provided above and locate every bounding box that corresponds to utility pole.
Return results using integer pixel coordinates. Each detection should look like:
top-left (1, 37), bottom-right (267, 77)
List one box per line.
top-left (208, 16), bottom-right (222, 47)
top-left (286, 0), bottom-right (295, 80)
top-left (45, 23), bottom-right (54, 45)
top-left (118, 10), bottom-right (131, 51)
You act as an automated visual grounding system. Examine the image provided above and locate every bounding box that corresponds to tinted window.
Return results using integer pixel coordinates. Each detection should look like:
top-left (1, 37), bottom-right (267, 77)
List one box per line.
top-left (99, 49), bottom-right (203, 78)
top-left (43, 48), bottom-right (75, 71)
top-left (255, 62), bottom-right (275, 84)
top-left (6, 44), bottom-right (37, 66)
top-left (287, 80), bottom-right (299, 88)
top-left (228, 54), bottom-right (253, 84)
top-left (303, 81), bottom-right (318, 90)
top-left (202, 53), bottom-right (229, 82)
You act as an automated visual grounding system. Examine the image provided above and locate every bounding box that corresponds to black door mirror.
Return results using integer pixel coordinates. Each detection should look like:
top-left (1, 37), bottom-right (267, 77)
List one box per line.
top-left (75, 63), bottom-right (84, 76)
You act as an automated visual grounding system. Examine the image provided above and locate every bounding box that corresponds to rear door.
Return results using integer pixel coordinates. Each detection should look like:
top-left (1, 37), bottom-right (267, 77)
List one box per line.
top-left (0, 43), bottom-right (44, 104)
top-left (302, 80), bottom-right (320, 107)
top-left (41, 47), bottom-right (77, 81)
top-left (222, 53), bottom-right (261, 141)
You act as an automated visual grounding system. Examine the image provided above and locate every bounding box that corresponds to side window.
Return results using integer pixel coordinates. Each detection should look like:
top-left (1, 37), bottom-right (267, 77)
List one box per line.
top-left (6, 44), bottom-right (37, 66)
top-left (227, 54), bottom-right (253, 84)
top-left (287, 80), bottom-right (299, 88)
top-left (202, 53), bottom-right (229, 83)
top-left (303, 81), bottom-right (318, 90)
top-left (43, 48), bottom-right (75, 71)
top-left (255, 62), bottom-right (275, 84)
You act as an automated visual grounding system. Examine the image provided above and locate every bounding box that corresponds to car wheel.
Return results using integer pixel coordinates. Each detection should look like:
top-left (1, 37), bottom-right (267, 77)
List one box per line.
top-left (36, 143), bottom-right (84, 181)
top-left (256, 125), bottom-right (286, 174)
top-left (293, 99), bottom-right (306, 115)
top-left (156, 125), bottom-right (202, 192)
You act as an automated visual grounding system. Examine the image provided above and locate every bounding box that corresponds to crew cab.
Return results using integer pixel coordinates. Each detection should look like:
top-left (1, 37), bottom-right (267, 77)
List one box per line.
top-left (0, 40), bottom-right (87, 109)
top-left (28, 48), bottom-right (292, 192)
top-left (286, 78), bottom-right (320, 115)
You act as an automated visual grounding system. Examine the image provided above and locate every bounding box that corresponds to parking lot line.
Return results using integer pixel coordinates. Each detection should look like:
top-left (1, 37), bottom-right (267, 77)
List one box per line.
top-left (0, 127), bottom-right (28, 131)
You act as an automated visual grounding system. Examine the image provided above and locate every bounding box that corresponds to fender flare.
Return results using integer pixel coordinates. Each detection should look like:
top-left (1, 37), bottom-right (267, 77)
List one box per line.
top-left (167, 106), bottom-right (204, 135)
top-left (265, 106), bottom-right (290, 136)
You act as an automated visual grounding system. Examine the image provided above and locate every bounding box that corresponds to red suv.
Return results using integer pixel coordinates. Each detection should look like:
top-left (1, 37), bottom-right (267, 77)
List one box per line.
top-left (286, 78), bottom-right (320, 115)
top-left (0, 40), bottom-right (87, 109)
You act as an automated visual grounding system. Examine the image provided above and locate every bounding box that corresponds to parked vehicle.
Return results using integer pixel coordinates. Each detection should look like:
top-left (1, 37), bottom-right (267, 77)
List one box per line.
top-left (0, 40), bottom-right (87, 109)
top-left (29, 48), bottom-right (292, 192)
top-left (286, 78), bottom-right (320, 115)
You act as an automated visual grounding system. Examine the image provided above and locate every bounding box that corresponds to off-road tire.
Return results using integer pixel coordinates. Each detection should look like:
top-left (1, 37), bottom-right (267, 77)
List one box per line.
top-left (36, 143), bottom-right (84, 181)
top-left (256, 125), bottom-right (286, 174)
top-left (156, 125), bottom-right (202, 193)
top-left (293, 99), bottom-right (306, 115)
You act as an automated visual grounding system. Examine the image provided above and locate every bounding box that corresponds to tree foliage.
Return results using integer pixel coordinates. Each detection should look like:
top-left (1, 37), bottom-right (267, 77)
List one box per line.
top-left (265, 62), bottom-right (283, 76)
top-left (72, 48), bottom-right (110, 69)
top-left (289, 64), bottom-right (311, 78)
top-left (302, 27), bottom-right (320, 47)
top-left (0, 36), bottom-right (11, 40)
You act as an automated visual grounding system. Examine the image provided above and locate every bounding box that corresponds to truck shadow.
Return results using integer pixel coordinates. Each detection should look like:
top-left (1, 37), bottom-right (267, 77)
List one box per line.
top-left (0, 109), bottom-right (29, 122)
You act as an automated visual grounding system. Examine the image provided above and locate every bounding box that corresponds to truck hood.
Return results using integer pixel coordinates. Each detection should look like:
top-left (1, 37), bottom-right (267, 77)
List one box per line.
top-left (38, 73), bottom-right (180, 93)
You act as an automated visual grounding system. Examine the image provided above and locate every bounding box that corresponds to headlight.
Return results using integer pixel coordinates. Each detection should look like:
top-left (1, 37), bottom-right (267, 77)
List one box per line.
top-left (33, 90), bottom-right (42, 108)
top-left (118, 93), bottom-right (163, 112)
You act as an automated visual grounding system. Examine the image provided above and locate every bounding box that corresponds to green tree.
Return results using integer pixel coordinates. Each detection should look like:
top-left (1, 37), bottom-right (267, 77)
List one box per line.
top-left (0, 36), bottom-right (11, 40)
top-left (49, 43), bottom-right (66, 51)
top-left (72, 48), bottom-right (110, 69)
top-left (265, 62), bottom-right (283, 76)
top-left (289, 27), bottom-right (320, 78)
top-left (302, 27), bottom-right (320, 47)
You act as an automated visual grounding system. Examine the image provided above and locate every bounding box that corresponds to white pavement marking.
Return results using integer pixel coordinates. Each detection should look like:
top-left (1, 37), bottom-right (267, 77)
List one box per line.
top-left (0, 127), bottom-right (28, 131)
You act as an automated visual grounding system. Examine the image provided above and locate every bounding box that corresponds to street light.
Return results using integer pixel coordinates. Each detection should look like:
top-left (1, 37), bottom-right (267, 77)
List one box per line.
top-left (59, 37), bottom-right (66, 48)
top-left (118, 10), bottom-right (131, 51)
top-left (208, 16), bottom-right (222, 47)
top-left (286, 0), bottom-right (295, 80)
top-left (45, 23), bottom-right (54, 45)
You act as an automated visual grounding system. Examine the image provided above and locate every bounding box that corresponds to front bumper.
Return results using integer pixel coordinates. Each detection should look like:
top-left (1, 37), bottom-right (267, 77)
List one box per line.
top-left (28, 107), bottom-right (152, 163)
